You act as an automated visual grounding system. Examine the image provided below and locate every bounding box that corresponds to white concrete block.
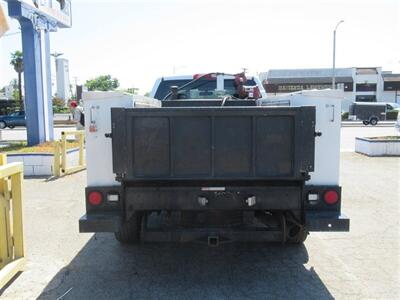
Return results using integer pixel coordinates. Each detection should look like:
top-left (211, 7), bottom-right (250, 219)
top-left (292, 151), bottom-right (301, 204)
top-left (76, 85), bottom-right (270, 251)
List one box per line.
top-left (23, 165), bottom-right (35, 176)
top-left (6, 150), bottom-right (83, 177)
top-left (33, 165), bottom-right (52, 176)
top-left (6, 155), bottom-right (23, 164)
top-left (387, 142), bottom-right (400, 155)
top-left (42, 155), bottom-right (54, 166)
top-left (22, 155), bottom-right (43, 165)
top-left (355, 137), bottom-right (400, 156)
top-left (67, 151), bottom-right (79, 167)
top-left (6, 154), bottom-right (53, 177)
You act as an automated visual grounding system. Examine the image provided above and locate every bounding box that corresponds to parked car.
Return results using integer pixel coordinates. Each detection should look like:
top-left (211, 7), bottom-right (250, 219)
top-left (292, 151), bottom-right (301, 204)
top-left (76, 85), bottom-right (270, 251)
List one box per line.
top-left (0, 111), bottom-right (26, 129)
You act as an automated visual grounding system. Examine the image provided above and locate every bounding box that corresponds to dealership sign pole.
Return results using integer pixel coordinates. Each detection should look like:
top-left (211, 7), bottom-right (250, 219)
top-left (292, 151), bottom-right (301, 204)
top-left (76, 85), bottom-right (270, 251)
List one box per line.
top-left (5, 0), bottom-right (71, 145)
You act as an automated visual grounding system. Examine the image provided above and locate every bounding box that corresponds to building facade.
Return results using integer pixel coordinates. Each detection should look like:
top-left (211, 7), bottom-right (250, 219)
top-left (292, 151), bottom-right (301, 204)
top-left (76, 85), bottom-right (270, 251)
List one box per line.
top-left (4, 84), bottom-right (14, 99)
top-left (55, 58), bottom-right (71, 101)
top-left (260, 67), bottom-right (400, 111)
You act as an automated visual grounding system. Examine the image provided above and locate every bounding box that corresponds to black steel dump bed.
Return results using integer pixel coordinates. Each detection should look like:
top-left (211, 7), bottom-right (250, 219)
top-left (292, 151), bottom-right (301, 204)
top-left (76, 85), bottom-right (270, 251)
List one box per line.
top-left (111, 106), bottom-right (316, 182)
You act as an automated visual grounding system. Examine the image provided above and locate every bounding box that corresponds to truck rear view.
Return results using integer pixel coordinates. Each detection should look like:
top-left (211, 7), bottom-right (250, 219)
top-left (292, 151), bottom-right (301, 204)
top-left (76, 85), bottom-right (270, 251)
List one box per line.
top-left (80, 75), bottom-right (349, 245)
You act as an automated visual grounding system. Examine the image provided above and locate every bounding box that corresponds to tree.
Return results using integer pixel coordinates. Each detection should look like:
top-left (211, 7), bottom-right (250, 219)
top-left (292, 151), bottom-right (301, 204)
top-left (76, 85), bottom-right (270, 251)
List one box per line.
top-left (12, 90), bottom-right (21, 102)
top-left (10, 78), bottom-right (18, 89)
top-left (85, 75), bottom-right (119, 91)
top-left (10, 51), bottom-right (24, 110)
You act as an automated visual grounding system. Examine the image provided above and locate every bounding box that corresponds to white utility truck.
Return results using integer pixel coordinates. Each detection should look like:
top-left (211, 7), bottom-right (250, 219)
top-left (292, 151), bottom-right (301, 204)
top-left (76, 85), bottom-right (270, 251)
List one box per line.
top-left (79, 73), bottom-right (349, 246)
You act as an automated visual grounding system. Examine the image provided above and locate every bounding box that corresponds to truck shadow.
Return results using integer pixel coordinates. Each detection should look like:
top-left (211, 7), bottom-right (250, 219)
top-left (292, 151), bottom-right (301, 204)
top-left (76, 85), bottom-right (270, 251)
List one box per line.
top-left (38, 234), bottom-right (333, 300)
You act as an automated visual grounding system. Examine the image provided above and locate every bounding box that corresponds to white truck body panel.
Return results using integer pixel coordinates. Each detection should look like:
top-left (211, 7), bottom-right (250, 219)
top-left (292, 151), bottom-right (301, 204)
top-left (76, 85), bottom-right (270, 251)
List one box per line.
top-left (84, 92), bottom-right (133, 186)
top-left (84, 92), bottom-right (161, 186)
top-left (259, 89), bottom-right (342, 186)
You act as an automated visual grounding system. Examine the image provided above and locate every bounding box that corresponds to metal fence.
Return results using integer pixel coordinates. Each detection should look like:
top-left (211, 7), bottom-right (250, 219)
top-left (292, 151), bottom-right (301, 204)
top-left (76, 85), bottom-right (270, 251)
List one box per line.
top-left (0, 154), bottom-right (25, 289)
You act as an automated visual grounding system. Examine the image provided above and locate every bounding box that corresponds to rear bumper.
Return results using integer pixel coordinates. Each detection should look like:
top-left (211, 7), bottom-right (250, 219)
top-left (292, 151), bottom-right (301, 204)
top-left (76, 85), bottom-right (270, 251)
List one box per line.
top-left (306, 212), bottom-right (349, 232)
top-left (80, 185), bottom-right (350, 233)
top-left (79, 211), bottom-right (350, 233)
top-left (125, 186), bottom-right (302, 210)
top-left (79, 213), bottom-right (122, 233)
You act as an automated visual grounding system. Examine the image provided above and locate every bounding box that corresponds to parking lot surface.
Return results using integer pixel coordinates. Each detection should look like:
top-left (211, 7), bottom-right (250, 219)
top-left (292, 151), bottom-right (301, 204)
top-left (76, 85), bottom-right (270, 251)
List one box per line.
top-left (0, 152), bottom-right (398, 299)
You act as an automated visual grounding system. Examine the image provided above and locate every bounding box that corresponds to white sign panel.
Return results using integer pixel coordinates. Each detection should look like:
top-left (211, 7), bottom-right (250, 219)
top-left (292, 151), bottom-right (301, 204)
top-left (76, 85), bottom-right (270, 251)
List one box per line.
top-left (19, 0), bottom-right (72, 27)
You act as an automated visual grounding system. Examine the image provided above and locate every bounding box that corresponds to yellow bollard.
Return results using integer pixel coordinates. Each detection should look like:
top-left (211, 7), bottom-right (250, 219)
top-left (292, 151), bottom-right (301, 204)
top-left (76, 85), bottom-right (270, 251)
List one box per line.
top-left (61, 132), bottom-right (67, 175)
top-left (0, 154), bottom-right (12, 269)
top-left (53, 130), bottom-right (86, 177)
top-left (53, 141), bottom-right (61, 177)
top-left (10, 170), bottom-right (24, 260)
top-left (0, 156), bottom-right (25, 289)
top-left (78, 132), bottom-right (84, 166)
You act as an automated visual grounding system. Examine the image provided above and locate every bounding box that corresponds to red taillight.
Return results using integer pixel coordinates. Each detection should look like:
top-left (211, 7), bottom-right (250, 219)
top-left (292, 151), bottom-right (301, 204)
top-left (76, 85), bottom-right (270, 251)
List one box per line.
top-left (88, 191), bottom-right (103, 206)
top-left (324, 190), bottom-right (339, 205)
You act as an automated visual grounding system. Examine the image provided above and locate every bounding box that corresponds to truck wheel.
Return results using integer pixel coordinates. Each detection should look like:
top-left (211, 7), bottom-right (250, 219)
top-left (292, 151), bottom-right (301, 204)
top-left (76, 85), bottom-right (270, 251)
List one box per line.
top-left (287, 225), bottom-right (308, 244)
top-left (114, 213), bottom-right (142, 244)
top-left (370, 117), bottom-right (378, 126)
top-left (362, 120), bottom-right (369, 126)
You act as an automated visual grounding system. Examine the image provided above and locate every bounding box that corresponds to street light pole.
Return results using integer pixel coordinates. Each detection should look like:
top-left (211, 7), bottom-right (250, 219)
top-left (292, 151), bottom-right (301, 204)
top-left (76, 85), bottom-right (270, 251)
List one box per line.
top-left (332, 20), bottom-right (344, 89)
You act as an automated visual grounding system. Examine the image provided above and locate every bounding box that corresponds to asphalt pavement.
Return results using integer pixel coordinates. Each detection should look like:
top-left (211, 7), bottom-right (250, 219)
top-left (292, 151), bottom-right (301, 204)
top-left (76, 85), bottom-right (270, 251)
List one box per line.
top-left (0, 152), bottom-right (399, 299)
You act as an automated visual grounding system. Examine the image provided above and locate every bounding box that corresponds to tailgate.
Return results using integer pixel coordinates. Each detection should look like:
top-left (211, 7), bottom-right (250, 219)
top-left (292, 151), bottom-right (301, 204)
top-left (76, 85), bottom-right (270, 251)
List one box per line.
top-left (111, 106), bottom-right (316, 182)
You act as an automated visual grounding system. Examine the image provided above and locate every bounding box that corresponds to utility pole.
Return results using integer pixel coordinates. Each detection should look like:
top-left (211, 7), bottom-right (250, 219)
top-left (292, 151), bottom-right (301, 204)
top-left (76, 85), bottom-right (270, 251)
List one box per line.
top-left (332, 20), bottom-right (344, 89)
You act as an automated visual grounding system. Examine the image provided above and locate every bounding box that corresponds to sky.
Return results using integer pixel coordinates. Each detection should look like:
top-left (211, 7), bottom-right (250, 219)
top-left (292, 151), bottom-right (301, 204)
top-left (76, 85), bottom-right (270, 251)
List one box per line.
top-left (1, 0), bottom-right (399, 94)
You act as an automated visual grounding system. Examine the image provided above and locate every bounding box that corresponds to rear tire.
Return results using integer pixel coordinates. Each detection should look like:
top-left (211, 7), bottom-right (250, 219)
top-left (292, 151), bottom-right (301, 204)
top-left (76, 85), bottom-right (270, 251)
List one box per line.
top-left (370, 117), bottom-right (378, 126)
top-left (288, 225), bottom-right (308, 244)
top-left (0, 121), bottom-right (6, 129)
top-left (362, 120), bottom-right (369, 126)
top-left (114, 213), bottom-right (142, 244)
top-left (8, 125), bottom-right (15, 129)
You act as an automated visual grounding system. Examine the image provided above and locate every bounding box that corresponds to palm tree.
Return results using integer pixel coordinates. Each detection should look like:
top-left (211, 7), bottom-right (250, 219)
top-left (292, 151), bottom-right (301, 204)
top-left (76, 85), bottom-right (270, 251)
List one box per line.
top-left (10, 51), bottom-right (24, 110)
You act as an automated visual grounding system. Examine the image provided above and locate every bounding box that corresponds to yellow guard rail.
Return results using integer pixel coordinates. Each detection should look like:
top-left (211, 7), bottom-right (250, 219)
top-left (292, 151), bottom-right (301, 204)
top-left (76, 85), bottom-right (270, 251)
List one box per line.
top-left (53, 130), bottom-right (85, 177)
top-left (0, 154), bottom-right (25, 289)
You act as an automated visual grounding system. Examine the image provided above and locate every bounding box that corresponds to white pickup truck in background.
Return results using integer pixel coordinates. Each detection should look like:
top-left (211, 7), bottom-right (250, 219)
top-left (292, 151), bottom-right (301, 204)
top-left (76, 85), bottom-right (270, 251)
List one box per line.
top-left (149, 74), bottom-right (267, 100)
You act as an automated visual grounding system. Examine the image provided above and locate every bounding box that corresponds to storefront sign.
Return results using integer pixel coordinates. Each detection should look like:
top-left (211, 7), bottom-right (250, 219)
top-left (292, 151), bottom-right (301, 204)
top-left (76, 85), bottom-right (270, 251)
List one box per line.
top-left (264, 82), bottom-right (353, 93)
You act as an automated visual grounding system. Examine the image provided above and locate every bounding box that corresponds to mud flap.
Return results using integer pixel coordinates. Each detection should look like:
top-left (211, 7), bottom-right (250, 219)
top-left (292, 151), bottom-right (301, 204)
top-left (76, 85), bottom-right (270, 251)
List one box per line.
top-left (306, 212), bottom-right (349, 232)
